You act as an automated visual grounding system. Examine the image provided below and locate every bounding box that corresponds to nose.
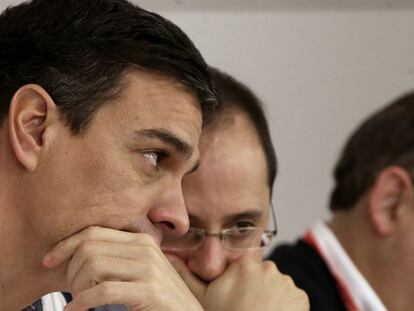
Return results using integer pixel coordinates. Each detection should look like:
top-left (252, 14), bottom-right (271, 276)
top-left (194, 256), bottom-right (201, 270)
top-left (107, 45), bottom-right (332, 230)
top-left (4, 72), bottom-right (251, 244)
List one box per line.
top-left (187, 236), bottom-right (229, 282)
top-left (148, 180), bottom-right (189, 237)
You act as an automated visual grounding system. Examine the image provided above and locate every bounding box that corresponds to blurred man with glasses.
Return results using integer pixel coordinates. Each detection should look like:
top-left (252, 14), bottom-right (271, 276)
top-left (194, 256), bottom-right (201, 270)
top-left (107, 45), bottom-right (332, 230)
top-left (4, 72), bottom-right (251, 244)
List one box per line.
top-left (162, 68), bottom-right (309, 311)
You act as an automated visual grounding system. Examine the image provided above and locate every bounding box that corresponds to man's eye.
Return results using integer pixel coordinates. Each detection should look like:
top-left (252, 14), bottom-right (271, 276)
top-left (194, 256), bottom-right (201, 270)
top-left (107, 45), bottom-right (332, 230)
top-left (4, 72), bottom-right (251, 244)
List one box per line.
top-left (235, 221), bottom-right (256, 229)
top-left (143, 151), bottom-right (160, 167)
top-left (232, 221), bottom-right (257, 234)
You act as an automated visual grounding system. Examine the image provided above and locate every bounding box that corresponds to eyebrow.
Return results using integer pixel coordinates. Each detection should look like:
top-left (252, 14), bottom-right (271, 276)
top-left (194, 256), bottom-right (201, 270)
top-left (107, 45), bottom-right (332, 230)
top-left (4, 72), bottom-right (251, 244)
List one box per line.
top-left (222, 210), bottom-right (264, 224)
top-left (136, 128), bottom-right (200, 172)
top-left (189, 210), bottom-right (265, 226)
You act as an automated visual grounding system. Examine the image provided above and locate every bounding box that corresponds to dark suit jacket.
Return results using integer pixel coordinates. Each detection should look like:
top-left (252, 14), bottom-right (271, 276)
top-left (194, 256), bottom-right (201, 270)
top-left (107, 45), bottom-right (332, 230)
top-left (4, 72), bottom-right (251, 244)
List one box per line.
top-left (268, 239), bottom-right (347, 311)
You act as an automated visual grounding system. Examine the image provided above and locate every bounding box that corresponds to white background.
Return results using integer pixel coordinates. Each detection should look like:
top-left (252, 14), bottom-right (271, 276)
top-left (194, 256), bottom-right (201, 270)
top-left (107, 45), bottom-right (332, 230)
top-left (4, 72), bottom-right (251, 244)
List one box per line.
top-left (2, 1), bottom-right (414, 248)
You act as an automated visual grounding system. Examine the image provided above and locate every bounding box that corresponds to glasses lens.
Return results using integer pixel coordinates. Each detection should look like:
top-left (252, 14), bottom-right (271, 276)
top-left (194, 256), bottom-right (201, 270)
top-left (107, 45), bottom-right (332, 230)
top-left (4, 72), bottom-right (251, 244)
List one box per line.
top-left (223, 227), bottom-right (272, 250)
top-left (161, 228), bottom-right (205, 251)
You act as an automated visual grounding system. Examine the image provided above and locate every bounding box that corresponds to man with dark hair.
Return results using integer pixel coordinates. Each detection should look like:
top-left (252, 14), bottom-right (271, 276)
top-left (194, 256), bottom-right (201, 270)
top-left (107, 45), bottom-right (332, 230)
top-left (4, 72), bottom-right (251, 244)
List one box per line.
top-left (162, 68), bottom-right (309, 311)
top-left (270, 92), bottom-right (414, 311)
top-left (0, 0), bottom-right (219, 310)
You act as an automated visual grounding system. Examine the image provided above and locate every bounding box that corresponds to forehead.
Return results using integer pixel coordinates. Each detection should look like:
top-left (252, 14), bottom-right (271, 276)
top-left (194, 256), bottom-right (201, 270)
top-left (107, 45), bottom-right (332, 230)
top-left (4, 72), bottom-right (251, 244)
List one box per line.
top-left (182, 110), bottom-right (270, 224)
top-left (103, 69), bottom-right (203, 143)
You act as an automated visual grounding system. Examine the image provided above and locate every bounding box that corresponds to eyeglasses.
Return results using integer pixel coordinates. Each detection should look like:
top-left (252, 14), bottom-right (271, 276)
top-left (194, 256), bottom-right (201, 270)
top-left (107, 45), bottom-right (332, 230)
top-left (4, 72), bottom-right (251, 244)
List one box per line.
top-left (161, 227), bottom-right (277, 251)
top-left (161, 205), bottom-right (278, 251)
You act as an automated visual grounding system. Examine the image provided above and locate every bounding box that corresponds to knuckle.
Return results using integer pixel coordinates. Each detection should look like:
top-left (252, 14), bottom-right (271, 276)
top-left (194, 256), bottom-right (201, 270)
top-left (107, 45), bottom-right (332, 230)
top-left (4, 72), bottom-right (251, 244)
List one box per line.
top-left (273, 272), bottom-right (295, 287)
top-left (298, 289), bottom-right (309, 304)
top-left (140, 243), bottom-right (160, 259)
top-left (146, 278), bottom-right (161, 293)
top-left (135, 233), bottom-right (157, 246)
top-left (73, 291), bottom-right (89, 308)
top-left (99, 281), bottom-right (116, 297)
top-left (282, 274), bottom-right (295, 286)
top-left (84, 226), bottom-right (100, 239)
top-left (235, 256), bottom-right (257, 274)
top-left (141, 260), bottom-right (162, 281)
top-left (262, 260), bottom-right (277, 272)
top-left (85, 256), bottom-right (104, 275)
top-left (77, 240), bottom-right (95, 255)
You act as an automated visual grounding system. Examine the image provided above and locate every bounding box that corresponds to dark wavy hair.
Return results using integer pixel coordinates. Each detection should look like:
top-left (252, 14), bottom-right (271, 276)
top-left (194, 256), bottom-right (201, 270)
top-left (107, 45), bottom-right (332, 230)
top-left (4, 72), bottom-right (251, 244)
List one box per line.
top-left (330, 91), bottom-right (414, 211)
top-left (0, 0), bottom-right (219, 133)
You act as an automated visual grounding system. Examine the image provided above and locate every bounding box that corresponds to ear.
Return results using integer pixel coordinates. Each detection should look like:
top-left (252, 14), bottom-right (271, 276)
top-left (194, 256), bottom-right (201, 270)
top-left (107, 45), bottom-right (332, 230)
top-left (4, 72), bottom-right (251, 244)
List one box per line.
top-left (8, 84), bottom-right (57, 173)
top-left (368, 166), bottom-right (413, 237)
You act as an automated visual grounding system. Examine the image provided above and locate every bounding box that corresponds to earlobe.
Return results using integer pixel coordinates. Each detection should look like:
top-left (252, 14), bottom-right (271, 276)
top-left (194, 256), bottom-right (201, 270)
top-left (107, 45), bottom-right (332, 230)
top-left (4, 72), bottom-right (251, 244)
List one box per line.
top-left (8, 84), bottom-right (57, 172)
top-left (368, 166), bottom-right (413, 236)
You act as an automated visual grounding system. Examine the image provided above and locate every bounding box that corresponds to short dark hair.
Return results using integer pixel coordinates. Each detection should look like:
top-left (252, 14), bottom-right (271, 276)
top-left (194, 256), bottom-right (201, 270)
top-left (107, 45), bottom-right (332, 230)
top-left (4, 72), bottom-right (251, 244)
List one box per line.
top-left (330, 92), bottom-right (414, 211)
top-left (0, 0), bottom-right (219, 134)
top-left (208, 67), bottom-right (277, 194)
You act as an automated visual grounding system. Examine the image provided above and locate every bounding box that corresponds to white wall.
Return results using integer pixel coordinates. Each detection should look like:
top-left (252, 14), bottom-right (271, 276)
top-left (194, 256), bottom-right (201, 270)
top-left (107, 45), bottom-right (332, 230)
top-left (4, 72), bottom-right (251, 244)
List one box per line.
top-left (148, 7), bottom-right (414, 247)
top-left (2, 1), bottom-right (414, 246)
top-left (150, 6), bottom-right (414, 249)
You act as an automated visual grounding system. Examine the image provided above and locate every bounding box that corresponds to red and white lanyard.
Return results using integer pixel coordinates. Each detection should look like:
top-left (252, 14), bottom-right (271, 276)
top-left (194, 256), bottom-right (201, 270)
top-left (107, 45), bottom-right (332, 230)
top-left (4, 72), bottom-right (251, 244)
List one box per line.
top-left (304, 231), bottom-right (359, 311)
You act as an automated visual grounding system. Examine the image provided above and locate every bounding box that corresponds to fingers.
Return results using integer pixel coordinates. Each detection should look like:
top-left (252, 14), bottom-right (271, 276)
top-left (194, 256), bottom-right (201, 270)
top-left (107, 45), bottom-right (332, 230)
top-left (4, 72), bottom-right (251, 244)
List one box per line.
top-left (294, 288), bottom-right (310, 311)
top-left (43, 226), bottom-right (157, 268)
top-left (65, 280), bottom-right (203, 311)
top-left (59, 232), bottom-right (167, 295)
top-left (221, 255), bottom-right (262, 277)
top-left (68, 256), bottom-right (148, 295)
top-left (225, 256), bottom-right (281, 278)
top-left (64, 281), bottom-right (145, 311)
top-left (44, 226), bottom-right (204, 310)
top-left (201, 257), bottom-right (309, 311)
top-left (66, 240), bottom-right (160, 288)
top-left (165, 253), bottom-right (207, 300)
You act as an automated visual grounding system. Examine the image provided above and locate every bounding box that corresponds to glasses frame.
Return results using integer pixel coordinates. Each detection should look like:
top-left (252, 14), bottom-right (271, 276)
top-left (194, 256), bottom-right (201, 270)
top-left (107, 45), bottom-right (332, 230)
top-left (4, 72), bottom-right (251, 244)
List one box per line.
top-left (161, 204), bottom-right (278, 251)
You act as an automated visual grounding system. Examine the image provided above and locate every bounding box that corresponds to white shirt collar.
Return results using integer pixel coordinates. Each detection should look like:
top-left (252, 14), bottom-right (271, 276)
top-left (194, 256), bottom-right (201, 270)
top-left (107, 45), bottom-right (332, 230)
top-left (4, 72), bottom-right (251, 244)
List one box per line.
top-left (309, 220), bottom-right (387, 311)
top-left (41, 292), bottom-right (67, 311)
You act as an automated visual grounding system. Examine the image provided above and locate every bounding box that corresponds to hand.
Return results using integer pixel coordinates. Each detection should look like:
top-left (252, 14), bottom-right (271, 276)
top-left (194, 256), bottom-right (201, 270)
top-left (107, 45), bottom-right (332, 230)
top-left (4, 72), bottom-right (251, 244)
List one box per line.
top-left (168, 255), bottom-right (309, 311)
top-left (43, 226), bottom-right (203, 311)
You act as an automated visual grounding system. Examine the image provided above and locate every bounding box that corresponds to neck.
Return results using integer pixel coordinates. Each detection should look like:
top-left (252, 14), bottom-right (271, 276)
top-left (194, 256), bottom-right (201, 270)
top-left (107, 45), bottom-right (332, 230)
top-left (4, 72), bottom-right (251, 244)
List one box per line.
top-left (330, 208), bottom-right (414, 311)
top-left (0, 133), bottom-right (65, 309)
top-left (0, 182), bottom-right (63, 309)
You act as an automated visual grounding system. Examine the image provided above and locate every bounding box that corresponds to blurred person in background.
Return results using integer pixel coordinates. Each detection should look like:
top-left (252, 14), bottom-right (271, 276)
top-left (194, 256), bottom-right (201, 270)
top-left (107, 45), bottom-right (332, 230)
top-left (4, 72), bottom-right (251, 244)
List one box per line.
top-left (270, 92), bottom-right (414, 311)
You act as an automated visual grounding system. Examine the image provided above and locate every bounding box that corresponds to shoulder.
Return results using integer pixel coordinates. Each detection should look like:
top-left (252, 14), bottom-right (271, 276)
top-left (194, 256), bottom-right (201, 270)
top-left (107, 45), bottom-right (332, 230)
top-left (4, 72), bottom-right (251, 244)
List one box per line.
top-left (270, 239), bottom-right (326, 274)
top-left (269, 240), bottom-right (332, 291)
top-left (268, 239), bottom-right (347, 311)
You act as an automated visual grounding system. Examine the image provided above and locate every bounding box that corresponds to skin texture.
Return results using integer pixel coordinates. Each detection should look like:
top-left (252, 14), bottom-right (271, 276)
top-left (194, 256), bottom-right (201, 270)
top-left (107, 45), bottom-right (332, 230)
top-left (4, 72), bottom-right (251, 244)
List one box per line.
top-left (45, 227), bottom-right (202, 310)
top-left (173, 110), bottom-right (270, 281)
top-left (165, 109), bottom-right (309, 311)
top-left (0, 69), bottom-right (203, 310)
top-left (330, 166), bottom-right (414, 311)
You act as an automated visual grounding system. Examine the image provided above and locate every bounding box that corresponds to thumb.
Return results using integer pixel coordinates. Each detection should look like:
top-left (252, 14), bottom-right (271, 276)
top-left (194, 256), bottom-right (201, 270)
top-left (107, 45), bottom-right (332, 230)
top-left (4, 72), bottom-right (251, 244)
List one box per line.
top-left (165, 253), bottom-right (207, 301)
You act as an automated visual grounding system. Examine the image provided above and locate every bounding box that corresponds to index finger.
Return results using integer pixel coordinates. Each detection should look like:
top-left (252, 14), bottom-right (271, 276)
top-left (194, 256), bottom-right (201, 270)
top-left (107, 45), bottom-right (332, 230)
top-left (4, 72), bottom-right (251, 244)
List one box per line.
top-left (43, 226), bottom-right (155, 268)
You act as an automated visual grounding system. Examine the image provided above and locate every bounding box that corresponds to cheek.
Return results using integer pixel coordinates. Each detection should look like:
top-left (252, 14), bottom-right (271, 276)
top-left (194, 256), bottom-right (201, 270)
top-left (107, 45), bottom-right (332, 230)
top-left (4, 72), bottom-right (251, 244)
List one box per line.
top-left (68, 151), bottom-right (154, 222)
top-left (46, 182), bottom-right (155, 243)
top-left (78, 189), bottom-right (156, 230)
top-left (31, 128), bottom-right (158, 244)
